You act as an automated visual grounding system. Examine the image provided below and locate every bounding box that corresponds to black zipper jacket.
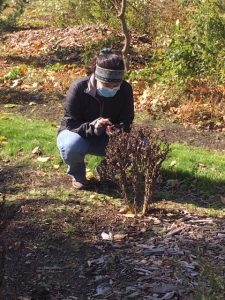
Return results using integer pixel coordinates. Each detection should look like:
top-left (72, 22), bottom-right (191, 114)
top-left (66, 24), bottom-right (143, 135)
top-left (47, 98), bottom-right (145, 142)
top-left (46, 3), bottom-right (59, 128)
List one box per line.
top-left (58, 74), bottom-right (134, 138)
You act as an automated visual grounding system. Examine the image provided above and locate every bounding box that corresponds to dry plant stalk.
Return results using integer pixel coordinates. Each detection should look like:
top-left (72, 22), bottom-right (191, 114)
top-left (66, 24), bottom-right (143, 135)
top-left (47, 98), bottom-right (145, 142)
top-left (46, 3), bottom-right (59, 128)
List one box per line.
top-left (98, 127), bottom-right (170, 214)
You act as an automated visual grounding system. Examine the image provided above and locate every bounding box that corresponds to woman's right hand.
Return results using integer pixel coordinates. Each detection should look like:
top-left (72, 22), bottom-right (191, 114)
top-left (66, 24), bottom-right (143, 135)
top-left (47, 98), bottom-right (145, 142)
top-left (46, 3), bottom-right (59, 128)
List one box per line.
top-left (91, 118), bottom-right (112, 136)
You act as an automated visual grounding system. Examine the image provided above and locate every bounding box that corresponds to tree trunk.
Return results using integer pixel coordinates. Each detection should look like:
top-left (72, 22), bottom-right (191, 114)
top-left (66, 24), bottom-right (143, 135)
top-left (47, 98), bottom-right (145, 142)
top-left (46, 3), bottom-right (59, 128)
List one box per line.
top-left (118, 0), bottom-right (130, 71)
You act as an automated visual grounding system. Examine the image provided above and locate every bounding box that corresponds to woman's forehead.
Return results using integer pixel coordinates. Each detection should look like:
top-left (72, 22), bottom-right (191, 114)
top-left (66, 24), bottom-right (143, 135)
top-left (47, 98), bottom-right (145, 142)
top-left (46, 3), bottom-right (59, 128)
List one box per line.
top-left (98, 81), bottom-right (121, 88)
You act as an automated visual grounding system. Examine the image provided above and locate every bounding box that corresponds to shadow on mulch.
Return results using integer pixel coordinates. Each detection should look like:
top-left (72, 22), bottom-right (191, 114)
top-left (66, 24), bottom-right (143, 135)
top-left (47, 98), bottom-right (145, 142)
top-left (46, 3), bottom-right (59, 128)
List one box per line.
top-left (0, 87), bottom-right (63, 105)
top-left (1, 198), bottom-right (99, 299)
top-left (5, 44), bottom-right (83, 68)
top-left (0, 165), bottom-right (26, 194)
top-left (0, 87), bottom-right (64, 121)
top-left (2, 195), bottom-right (225, 299)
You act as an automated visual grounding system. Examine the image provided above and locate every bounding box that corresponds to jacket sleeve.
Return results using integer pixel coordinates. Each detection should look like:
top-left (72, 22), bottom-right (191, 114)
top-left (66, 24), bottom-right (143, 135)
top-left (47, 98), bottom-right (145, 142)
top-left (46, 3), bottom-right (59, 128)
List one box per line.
top-left (118, 84), bottom-right (134, 132)
top-left (62, 81), bottom-right (95, 138)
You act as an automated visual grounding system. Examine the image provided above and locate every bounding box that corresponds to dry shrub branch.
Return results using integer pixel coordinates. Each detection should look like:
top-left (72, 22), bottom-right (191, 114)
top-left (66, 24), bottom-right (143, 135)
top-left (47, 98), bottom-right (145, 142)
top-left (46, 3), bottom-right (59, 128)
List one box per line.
top-left (98, 127), bottom-right (170, 214)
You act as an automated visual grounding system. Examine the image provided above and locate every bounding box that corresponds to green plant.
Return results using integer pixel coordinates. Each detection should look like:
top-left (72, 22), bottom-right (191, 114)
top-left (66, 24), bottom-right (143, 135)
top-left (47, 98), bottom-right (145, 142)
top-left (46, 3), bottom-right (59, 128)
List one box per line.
top-left (150, 0), bottom-right (225, 86)
top-left (0, 0), bottom-right (28, 30)
top-left (3, 64), bottom-right (28, 80)
top-left (46, 62), bottom-right (63, 72)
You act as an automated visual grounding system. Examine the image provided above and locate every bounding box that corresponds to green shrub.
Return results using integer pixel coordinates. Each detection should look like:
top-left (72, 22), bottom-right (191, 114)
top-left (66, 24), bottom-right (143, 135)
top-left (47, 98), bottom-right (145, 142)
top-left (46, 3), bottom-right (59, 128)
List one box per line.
top-left (149, 0), bottom-right (225, 86)
top-left (0, 0), bottom-right (28, 31)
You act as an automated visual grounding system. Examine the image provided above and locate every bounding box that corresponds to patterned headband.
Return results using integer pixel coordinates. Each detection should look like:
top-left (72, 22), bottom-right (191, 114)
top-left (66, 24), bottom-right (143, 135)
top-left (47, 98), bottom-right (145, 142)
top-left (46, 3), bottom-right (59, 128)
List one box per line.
top-left (95, 65), bottom-right (124, 83)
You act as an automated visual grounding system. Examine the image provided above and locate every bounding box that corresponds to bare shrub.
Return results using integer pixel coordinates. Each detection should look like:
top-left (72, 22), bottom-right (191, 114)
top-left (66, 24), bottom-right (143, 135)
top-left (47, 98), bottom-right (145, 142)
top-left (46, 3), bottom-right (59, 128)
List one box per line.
top-left (98, 126), bottom-right (170, 214)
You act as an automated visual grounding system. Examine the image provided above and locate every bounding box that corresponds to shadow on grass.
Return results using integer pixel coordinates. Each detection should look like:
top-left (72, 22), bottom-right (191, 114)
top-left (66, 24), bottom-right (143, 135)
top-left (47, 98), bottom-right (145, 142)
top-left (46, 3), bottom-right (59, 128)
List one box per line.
top-left (1, 161), bottom-right (224, 211)
top-left (155, 168), bottom-right (225, 209)
top-left (85, 168), bottom-right (225, 211)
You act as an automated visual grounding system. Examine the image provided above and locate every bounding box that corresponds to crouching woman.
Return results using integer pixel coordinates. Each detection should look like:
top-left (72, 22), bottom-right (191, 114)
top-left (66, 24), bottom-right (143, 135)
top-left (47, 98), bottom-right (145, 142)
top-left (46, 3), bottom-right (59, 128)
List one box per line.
top-left (57, 49), bottom-right (134, 189)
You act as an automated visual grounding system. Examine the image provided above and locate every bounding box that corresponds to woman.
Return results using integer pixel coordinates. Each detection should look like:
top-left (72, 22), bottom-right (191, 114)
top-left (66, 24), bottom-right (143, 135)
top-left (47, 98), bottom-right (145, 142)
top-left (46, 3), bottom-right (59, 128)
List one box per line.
top-left (57, 49), bottom-right (134, 189)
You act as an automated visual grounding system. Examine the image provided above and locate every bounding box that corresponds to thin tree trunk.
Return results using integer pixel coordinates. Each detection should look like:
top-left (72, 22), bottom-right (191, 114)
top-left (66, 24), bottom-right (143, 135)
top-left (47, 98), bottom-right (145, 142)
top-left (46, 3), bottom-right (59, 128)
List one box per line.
top-left (118, 0), bottom-right (130, 71)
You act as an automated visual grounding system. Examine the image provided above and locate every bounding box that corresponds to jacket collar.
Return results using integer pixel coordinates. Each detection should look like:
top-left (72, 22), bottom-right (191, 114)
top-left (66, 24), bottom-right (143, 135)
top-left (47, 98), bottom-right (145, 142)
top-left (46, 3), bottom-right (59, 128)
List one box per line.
top-left (85, 74), bottom-right (97, 97)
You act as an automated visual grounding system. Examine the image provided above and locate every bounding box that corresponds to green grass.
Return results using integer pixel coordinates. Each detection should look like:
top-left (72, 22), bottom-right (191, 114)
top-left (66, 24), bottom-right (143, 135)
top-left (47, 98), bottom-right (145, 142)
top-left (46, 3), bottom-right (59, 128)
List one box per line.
top-left (0, 113), bottom-right (60, 164)
top-left (162, 143), bottom-right (225, 194)
top-left (1, 114), bottom-right (225, 199)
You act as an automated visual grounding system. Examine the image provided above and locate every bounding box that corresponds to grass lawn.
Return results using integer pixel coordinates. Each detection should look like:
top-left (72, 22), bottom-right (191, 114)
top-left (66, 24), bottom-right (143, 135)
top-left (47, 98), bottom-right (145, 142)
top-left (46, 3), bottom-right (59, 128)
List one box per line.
top-left (1, 114), bottom-right (225, 211)
top-left (0, 113), bottom-right (60, 163)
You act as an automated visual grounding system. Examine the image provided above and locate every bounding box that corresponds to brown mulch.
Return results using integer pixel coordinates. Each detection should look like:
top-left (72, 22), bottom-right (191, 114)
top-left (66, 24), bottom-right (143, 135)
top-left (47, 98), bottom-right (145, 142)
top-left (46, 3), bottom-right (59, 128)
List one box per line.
top-left (1, 191), bottom-right (225, 299)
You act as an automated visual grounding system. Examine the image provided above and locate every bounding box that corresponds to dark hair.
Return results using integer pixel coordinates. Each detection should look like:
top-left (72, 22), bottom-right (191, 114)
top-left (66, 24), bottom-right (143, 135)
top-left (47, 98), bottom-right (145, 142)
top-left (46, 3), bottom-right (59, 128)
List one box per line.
top-left (86, 49), bottom-right (125, 75)
top-left (96, 50), bottom-right (125, 70)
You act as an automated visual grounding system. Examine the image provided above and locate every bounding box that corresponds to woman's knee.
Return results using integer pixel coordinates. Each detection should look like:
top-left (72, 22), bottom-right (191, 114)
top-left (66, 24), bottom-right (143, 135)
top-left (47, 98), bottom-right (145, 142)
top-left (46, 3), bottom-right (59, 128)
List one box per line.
top-left (57, 130), bottom-right (89, 164)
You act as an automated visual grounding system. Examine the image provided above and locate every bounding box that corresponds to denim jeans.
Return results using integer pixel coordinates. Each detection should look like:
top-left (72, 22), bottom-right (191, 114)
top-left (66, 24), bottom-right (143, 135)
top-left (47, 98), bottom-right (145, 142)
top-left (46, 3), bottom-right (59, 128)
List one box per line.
top-left (57, 130), bottom-right (108, 181)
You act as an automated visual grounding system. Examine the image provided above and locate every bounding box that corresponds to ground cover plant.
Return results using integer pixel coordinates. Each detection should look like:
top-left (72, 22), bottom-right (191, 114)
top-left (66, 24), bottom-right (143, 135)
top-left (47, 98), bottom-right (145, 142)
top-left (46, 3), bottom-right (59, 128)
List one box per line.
top-left (0, 0), bottom-right (225, 299)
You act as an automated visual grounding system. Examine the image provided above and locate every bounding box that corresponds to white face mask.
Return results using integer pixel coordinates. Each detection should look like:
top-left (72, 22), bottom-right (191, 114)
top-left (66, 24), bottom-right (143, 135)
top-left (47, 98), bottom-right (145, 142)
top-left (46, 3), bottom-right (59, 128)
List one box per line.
top-left (96, 81), bottom-right (121, 97)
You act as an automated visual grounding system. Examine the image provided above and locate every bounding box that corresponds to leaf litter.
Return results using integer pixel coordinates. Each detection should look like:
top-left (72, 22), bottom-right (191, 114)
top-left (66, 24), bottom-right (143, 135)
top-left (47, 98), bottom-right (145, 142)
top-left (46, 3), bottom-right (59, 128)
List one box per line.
top-left (2, 183), bottom-right (225, 299)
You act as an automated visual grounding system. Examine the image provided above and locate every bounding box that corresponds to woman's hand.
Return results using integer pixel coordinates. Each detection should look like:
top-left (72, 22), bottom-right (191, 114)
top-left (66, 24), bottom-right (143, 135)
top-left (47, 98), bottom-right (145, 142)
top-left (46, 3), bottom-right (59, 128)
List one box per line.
top-left (91, 118), bottom-right (112, 136)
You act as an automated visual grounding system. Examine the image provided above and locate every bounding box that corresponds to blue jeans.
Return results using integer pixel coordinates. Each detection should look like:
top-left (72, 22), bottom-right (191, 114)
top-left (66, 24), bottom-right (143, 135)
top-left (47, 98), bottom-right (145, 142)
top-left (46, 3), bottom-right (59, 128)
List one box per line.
top-left (57, 130), bottom-right (108, 181)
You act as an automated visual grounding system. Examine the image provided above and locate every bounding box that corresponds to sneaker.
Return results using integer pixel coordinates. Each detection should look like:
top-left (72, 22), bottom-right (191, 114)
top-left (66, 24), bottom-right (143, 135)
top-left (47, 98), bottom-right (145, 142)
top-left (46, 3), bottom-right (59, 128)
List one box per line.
top-left (72, 177), bottom-right (87, 190)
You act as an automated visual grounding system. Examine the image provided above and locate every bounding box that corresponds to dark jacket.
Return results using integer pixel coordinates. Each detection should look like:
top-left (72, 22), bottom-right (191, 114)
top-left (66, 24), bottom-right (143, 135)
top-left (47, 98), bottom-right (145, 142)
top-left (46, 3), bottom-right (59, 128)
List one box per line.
top-left (59, 74), bottom-right (134, 138)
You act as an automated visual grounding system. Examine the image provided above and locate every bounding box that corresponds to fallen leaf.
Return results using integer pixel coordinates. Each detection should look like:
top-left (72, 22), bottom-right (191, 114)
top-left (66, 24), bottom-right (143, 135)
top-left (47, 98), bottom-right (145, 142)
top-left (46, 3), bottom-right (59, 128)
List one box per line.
top-left (113, 233), bottom-right (127, 241)
top-left (90, 194), bottom-right (98, 200)
top-left (4, 104), bottom-right (18, 108)
top-left (37, 156), bottom-right (51, 162)
top-left (119, 205), bottom-right (130, 214)
top-left (166, 179), bottom-right (179, 187)
top-left (86, 169), bottom-right (94, 179)
top-left (32, 82), bottom-right (39, 88)
top-left (169, 160), bottom-right (177, 168)
top-left (198, 163), bottom-right (207, 169)
top-left (220, 195), bottom-right (225, 205)
top-left (12, 79), bottom-right (22, 88)
top-left (29, 101), bottom-right (37, 106)
top-left (0, 136), bottom-right (7, 142)
top-left (0, 116), bottom-right (10, 120)
top-left (53, 164), bottom-right (60, 169)
top-left (32, 146), bottom-right (42, 154)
